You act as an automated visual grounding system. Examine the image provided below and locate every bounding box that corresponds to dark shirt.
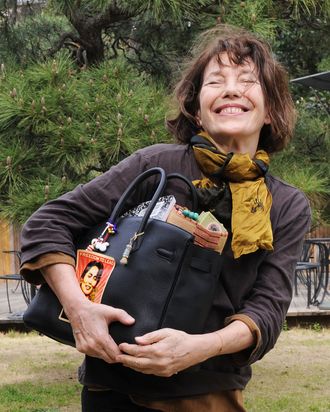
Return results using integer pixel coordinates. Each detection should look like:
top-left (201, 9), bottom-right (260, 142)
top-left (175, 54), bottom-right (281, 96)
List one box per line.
top-left (20, 143), bottom-right (311, 398)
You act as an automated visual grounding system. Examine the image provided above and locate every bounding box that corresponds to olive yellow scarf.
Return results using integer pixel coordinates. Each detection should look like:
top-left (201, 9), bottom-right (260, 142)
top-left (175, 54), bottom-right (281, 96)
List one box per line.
top-left (191, 132), bottom-right (273, 258)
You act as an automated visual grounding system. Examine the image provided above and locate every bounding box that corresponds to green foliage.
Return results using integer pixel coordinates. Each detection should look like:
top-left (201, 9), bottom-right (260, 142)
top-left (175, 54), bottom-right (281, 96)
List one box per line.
top-left (271, 156), bottom-right (329, 228)
top-left (49, 0), bottom-right (213, 24)
top-left (270, 86), bottom-right (330, 227)
top-left (282, 319), bottom-right (289, 331)
top-left (275, 20), bottom-right (330, 78)
top-left (271, 160), bottom-right (328, 224)
top-left (0, 0), bottom-right (329, 226)
top-left (128, 0), bottom-right (213, 24)
top-left (0, 381), bottom-right (81, 411)
top-left (0, 52), bottom-right (171, 223)
top-left (311, 322), bottom-right (323, 332)
top-left (277, 94), bottom-right (330, 168)
top-left (289, 0), bottom-right (330, 19)
top-left (219, 0), bottom-right (279, 41)
top-left (0, 12), bottom-right (70, 67)
top-left (318, 56), bottom-right (330, 72)
top-left (115, 0), bottom-right (329, 81)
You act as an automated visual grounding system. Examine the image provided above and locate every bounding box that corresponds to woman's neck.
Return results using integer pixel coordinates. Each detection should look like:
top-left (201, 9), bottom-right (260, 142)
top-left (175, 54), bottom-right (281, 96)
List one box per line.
top-left (212, 137), bottom-right (258, 158)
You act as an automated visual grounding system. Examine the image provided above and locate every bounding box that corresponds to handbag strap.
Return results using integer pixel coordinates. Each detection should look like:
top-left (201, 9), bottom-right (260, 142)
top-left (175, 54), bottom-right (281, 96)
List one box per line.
top-left (109, 167), bottom-right (167, 232)
top-left (167, 173), bottom-right (198, 211)
top-left (98, 167), bottom-right (199, 264)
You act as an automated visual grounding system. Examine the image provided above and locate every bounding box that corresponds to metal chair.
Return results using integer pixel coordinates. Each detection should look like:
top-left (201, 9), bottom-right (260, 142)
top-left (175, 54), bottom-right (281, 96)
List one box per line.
top-left (0, 273), bottom-right (24, 313)
top-left (294, 239), bottom-right (329, 307)
top-left (0, 250), bottom-right (36, 312)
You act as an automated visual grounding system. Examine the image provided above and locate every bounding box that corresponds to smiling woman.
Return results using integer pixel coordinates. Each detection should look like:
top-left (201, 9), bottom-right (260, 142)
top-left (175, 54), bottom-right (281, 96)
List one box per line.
top-left (20, 25), bottom-right (311, 412)
top-left (196, 54), bottom-right (271, 157)
top-left (167, 26), bottom-right (295, 155)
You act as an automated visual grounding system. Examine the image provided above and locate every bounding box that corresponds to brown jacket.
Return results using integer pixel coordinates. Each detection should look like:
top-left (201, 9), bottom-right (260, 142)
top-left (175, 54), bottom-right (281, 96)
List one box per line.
top-left (20, 143), bottom-right (310, 398)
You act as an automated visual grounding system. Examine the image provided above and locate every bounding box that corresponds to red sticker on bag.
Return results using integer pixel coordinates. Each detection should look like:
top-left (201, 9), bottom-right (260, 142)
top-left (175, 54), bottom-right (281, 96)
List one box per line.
top-left (76, 249), bottom-right (116, 303)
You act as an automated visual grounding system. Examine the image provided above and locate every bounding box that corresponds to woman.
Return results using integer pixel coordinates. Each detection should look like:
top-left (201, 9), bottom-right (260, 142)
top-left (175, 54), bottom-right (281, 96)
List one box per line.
top-left (79, 261), bottom-right (103, 301)
top-left (20, 26), bottom-right (311, 411)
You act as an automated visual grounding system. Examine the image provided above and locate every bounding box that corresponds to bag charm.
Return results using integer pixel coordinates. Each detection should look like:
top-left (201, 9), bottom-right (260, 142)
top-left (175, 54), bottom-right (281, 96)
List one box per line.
top-left (87, 221), bottom-right (117, 252)
top-left (120, 231), bottom-right (144, 265)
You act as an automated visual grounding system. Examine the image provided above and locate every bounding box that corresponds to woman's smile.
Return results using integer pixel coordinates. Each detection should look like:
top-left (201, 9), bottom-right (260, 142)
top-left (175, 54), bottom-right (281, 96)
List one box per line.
top-left (213, 103), bottom-right (249, 115)
top-left (196, 53), bottom-right (271, 155)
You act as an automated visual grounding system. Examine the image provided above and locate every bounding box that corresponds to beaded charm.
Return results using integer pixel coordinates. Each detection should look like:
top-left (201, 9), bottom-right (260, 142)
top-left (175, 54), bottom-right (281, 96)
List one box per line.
top-left (182, 209), bottom-right (199, 221)
top-left (91, 238), bottom-right (110, 252)
top-left (87, 221), bottom-right (117, 252)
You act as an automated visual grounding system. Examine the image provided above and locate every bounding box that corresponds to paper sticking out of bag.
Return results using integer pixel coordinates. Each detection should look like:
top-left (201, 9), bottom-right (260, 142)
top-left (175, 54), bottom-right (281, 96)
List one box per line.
top-left (122, 195), bottom-right (176, 221)
top-left (123, 195), bottom-right (228, 253)
top-left (166, 206), bottom-right (228, 253)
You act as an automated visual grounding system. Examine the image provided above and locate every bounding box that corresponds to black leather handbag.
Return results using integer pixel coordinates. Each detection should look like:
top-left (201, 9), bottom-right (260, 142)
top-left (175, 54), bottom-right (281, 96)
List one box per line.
top-left (23, 167), bottom-right (224, 347)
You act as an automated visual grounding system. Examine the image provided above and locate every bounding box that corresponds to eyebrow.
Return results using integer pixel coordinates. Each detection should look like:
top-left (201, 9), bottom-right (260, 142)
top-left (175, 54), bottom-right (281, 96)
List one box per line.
top-left (204, 67), bottom-right (258, 81)
top-left (205, 70), bottom-right (223, 78)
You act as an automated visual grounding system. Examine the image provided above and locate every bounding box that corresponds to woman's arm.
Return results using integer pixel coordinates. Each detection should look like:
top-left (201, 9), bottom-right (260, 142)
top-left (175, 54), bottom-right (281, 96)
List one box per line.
top-left (20, 150), bottom-right (151, 284)
top-left (42, 263), bottom-right (135, 363)
top-left (116, 321), bottom-right (254, 377)
top-left (221, 185), bottom-right (311, 367)
top-left (117, 184), bottom-right (311, 376)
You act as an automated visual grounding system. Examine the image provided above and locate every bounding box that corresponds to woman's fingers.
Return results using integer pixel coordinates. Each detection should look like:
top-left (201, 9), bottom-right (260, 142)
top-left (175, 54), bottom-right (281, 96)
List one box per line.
top-left (107, 306), bottom-right (135, 325)
top-left (117, 329), bottom-right (193, 376)
top-left (74, 330), bottom-right (116, 363)
top-left (70, 302), bottom-right (135, 363)
top-left (134, 329), bottom-right (168, 345)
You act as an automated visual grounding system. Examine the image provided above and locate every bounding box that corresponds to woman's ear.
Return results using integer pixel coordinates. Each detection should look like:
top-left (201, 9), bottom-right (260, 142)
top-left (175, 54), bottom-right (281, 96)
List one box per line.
top-left (264, 112), bottom-right (271, 125)
top-left (195, 111), bottom-right (202, 127)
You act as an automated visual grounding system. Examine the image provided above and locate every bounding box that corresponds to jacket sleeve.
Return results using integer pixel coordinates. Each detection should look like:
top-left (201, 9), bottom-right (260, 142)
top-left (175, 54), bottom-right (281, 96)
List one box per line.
top-left (20, 151), bottom-right (151, 284)
top-left (225, 186), bottom-right (311, 366)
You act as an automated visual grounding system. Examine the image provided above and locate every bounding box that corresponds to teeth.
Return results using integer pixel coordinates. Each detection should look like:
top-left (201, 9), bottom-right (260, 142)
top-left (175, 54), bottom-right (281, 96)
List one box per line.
top-left (220, 107), bottom-right (244, 114)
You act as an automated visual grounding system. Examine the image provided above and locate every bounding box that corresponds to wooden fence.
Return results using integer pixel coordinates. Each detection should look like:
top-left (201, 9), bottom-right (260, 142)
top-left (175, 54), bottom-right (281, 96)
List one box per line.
top-left (309, 225), bottom-right (330, 239)
top-left (0, 220), bottom-right (21, 276)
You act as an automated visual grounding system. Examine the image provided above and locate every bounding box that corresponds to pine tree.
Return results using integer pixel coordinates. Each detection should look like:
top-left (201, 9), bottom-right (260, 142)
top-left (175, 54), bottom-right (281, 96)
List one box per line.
top-left (0, 0), bottom-right (329, 225)
top-left (0, 53), bottom-right (171, 223)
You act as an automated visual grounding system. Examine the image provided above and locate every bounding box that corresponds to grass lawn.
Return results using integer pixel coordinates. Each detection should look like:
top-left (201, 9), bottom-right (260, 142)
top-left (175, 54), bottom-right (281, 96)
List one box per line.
top-left (244, 326), bottom-right (330, 412)
top-left (0, 327), bottom-right (329, 411)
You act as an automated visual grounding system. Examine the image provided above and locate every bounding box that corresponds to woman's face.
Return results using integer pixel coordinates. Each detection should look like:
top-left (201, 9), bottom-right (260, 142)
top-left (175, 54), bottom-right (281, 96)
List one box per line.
top-left (196, 53), bottom-right (270, 153)
top-left (81, 266), bottom-right (99, 295)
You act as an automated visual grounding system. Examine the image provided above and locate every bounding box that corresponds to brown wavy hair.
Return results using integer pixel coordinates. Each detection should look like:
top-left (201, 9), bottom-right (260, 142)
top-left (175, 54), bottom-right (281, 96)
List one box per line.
top-left (166, 25), bottom-right (296, 153)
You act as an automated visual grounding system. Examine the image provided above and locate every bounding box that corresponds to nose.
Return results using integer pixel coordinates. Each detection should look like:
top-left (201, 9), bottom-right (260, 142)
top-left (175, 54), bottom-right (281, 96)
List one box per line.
top-left (220, 78), bottom-right (243, 98)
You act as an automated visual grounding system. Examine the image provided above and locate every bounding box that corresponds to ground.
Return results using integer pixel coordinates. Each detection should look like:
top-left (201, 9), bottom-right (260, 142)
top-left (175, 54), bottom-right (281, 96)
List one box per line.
top-left (0, 328), bottom-right (329, 411)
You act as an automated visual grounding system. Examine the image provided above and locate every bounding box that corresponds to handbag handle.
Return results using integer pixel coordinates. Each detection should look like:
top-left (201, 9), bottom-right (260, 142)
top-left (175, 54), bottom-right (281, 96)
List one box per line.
top-left (167, 173), bottom-right (198, 211)
top-left (105, 167), bottom-right (199, 262)
top-left (109, 167), bottom-right (167, 231)
top-left (109, 169), bottom-right (198, 228)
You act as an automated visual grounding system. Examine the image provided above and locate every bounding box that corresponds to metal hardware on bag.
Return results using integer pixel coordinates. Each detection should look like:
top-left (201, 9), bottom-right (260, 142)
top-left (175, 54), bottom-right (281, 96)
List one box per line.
top-left (120, 231), bottom-right (145, 265)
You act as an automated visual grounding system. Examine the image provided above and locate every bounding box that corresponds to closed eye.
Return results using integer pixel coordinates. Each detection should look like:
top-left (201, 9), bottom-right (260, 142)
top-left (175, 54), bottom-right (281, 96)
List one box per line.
top-left (205, 81), bottom-right (225, 86)
top-left (238, 76), bottom-right (259, 86)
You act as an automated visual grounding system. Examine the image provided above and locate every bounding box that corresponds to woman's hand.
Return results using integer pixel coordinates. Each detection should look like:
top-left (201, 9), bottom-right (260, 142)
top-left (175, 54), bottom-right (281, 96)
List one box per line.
top-left (116, 328), bottom-right (221, 377)
top-left (41, 263), bottom-right (135, 364)
top-left (68, 300), bottom-right (135, 364)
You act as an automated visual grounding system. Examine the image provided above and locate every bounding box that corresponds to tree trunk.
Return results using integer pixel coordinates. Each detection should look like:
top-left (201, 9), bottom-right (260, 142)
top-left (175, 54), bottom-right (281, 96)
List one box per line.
top-left (79, 26), bottom-right (104, 65)
top-left (66, 3), bottom-right (135, 66)
top-left (9, 0), bottom-right (18, 25)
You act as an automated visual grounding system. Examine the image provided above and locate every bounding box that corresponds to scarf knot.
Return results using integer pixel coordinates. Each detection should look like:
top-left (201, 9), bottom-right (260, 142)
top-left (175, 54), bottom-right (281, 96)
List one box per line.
top-left (191, 132), bottom-right (273, 259)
